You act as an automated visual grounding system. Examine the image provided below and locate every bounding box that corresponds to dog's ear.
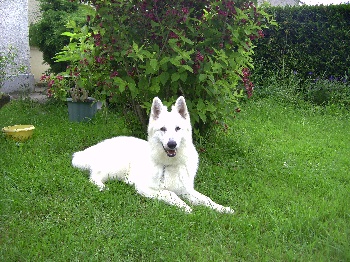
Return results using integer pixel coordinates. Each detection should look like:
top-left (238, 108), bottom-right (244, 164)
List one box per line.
top-left (150, 97), bottom-right (163, 120)
top-left (175, 96), bottom-right (189, 120)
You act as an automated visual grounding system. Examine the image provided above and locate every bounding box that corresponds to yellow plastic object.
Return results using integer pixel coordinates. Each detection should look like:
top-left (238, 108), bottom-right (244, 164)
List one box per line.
top-left (2, 125), bottom-right (35, 141)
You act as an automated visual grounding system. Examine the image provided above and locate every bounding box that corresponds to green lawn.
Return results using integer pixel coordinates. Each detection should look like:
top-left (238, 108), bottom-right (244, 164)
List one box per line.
top-left (1, 98), bottom-right (349, 261)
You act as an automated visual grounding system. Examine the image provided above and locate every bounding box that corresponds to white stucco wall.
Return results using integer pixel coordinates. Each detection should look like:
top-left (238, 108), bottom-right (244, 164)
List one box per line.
top-left (0, 0), bottom-right (34, 92)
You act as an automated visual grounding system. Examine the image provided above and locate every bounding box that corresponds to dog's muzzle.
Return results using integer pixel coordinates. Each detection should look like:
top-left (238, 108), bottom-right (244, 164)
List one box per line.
top-left (163, 140), bottom-right (177, 157)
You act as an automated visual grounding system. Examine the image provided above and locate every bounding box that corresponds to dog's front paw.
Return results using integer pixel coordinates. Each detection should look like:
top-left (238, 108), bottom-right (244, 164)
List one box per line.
top-left (220, 206), bottom-right (235, 214)
top-left (183, 205), bottom-right (193, 214)
top-left (90, 178), bottom-right (106, 191)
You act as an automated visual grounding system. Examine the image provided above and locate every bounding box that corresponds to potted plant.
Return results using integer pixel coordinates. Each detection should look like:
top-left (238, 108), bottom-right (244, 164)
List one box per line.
top-left (67, 85), bottom-right (97, 122)
top-left (41, 74), bottom-right (97, 122)
top-left (38, 20), bottom-right (102, 122)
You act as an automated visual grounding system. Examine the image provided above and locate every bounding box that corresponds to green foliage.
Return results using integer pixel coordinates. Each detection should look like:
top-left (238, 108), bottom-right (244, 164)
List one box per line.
top-left (39, 19), bottom-right (97, 102)
top-left (306, 77), bottom-right (350, 106)
top-left (40, 72), bottom-right (91, 102)
top-left (252, 65), bottom-right (304, 104)
top-left (252, 65), bottom-right (350, 108)
top-left (253, 3), bottom-right (350, 79)
top-left (0, 46), bottom-right (27, 89)
top-left (63, 0), bottom-right (275, 132)
top-left (40, 74), bottom-right (72, 100)
top-left (29, 0), bottom-right (94, 73)
top-left (0, 46), bottom-right (18, 88)
top-left (53, 20), bottom-right (99, 96)
top-left (69, 86), bottom-right (89, 102)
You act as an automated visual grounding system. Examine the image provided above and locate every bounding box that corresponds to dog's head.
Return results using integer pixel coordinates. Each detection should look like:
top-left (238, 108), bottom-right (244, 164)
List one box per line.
top-left (148, 96), bottom-right (192, 158)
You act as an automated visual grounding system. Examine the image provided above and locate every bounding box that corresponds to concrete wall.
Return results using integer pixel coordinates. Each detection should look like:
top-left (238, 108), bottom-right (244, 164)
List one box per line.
top-left (0, 0), bottom-right (35, 92)
top-left (30, 46), bottom-right (50, 82)
top-left (28, 0), bottom-right (41, 24)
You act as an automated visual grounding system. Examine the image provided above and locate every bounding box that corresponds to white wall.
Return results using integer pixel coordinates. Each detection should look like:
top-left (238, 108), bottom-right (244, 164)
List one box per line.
top-left (30, 46), bottom-right (50, 82)
top-left (0, 0), bottom-right (34, 92)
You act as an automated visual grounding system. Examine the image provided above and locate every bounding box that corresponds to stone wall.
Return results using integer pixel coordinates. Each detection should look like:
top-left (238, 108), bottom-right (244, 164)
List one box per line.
top-left (0, 0), bottom-right (34, 93)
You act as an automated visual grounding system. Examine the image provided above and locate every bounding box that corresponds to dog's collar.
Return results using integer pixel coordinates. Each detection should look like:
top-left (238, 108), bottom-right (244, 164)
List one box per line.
top-left (160, 165), bottom-right (166, 184)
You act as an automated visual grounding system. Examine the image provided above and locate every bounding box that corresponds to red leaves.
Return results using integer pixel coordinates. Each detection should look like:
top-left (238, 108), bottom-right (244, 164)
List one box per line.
top-left (241, 68), bottom-right (254, 98)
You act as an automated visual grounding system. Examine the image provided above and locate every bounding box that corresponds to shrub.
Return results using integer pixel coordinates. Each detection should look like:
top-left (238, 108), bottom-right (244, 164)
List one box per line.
top-left (253, 65), bottom-right (350, 108)
top-left (54, 19), bottom-right (100, 91)
top-left (253, 4), bottom-right (350, 80)
top-left (65, 0), bottom-right (276, 133)
top-left (29, 0), bottom-right (94, 73)
top-left (252, 65), bottom-right (304, 104)
top-left (306, 76), bottom-right (350, 106)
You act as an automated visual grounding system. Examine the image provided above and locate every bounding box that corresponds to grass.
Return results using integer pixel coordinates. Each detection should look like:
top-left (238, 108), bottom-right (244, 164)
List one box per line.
top-left (1, 97), bottom-right (349, 261)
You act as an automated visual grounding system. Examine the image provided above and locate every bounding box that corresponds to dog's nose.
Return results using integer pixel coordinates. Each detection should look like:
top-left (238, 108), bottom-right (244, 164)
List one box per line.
top-left (167, 140), bottom-right (177, 149)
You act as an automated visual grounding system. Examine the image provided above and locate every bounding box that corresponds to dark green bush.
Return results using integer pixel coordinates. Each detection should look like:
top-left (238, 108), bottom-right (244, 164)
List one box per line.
top-left (253, 4), bottom-right (350, 80)
top-left (253, 66), bottom-right (350, 108)
top-left (29, 0), bottom-right (93, 73)
top-left (306, 77), bottom-right (350, 106)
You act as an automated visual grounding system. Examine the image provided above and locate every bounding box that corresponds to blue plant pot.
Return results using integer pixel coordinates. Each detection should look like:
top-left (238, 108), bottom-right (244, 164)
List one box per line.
top-left (67, 97), bottom-right (97, 122)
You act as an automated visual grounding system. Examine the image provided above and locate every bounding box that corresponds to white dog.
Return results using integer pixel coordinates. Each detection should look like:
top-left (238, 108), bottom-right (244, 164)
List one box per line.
top-left (72, 96), bottom-right (234, 214)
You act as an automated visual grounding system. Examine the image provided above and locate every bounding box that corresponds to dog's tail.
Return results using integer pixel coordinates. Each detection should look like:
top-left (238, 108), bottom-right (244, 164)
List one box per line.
top-left (72, 151), bottom-right (91, 170)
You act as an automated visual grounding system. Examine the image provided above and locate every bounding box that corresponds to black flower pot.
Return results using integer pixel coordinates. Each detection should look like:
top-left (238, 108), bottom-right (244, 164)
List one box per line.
top-left (0, 94), bottom-right (11, 109)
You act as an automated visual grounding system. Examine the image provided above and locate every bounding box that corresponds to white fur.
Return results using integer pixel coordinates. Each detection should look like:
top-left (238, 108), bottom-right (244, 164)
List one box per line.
top-left (72, 96), bottom-right (234, 214)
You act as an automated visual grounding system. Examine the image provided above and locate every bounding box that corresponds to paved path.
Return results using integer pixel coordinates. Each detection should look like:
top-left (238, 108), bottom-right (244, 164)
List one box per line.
top-left (10, 86), bottom-right (48, 103)
top-left (29, 86), bottom-right (48, 103)
top-left (9, 87), bottom-right (103, 109)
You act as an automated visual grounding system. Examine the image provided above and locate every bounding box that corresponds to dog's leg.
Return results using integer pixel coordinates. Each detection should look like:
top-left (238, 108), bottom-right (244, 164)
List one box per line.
top-left (89, 171), bottom-right (106, 191)
top-left (181, 190), bottom-right (234, 214)
top-left (136, 187), bottom-right (192, 213)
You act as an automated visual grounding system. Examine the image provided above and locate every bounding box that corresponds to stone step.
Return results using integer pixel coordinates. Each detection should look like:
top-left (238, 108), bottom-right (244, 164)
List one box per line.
top-left (7, 86), bottom-right (48, 104)
top-left (29, 92), bottom-right (48, 103)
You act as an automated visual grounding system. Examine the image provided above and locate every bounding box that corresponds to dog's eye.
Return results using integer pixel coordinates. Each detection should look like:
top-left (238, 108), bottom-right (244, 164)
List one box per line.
top-left (160, 127), bottom-right (167, 132)
top-left (175, 126), bottom-right (181, 132)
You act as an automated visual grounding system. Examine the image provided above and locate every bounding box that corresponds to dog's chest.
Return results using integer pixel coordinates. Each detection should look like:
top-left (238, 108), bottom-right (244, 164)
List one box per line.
top-left (159, 165), bottom-right (187, 191)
